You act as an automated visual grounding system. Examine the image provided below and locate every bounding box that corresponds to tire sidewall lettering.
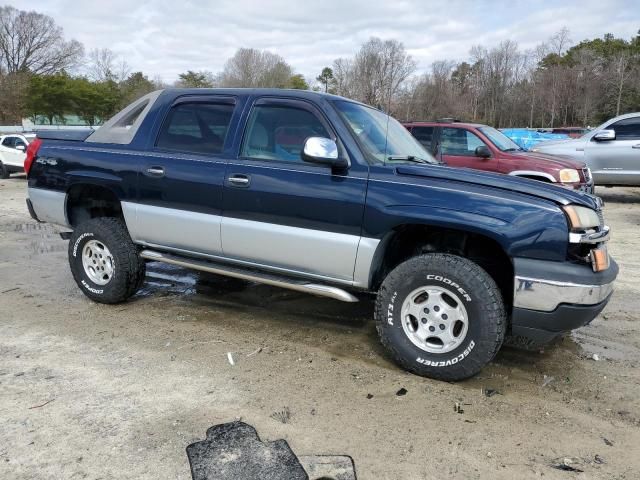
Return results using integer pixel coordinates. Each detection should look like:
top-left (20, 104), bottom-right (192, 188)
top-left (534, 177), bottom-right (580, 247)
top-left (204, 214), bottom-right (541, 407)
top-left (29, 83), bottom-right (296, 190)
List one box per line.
top-left (72, 232), bottom-right (94, 257)
top-left (425, 274), bottom-right (472, 302)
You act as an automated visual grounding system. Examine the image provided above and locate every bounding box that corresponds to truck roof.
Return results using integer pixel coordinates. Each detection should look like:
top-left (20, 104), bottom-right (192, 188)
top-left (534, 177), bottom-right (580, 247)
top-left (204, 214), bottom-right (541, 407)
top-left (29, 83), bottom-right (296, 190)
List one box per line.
top-left (404, 121), bottom-right (488, 129)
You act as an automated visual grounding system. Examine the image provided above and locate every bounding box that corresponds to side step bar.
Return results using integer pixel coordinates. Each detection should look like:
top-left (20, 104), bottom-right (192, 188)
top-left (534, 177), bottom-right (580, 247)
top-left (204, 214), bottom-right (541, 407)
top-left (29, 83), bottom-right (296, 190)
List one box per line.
top-left (140, 249), bottom-right (359, 303)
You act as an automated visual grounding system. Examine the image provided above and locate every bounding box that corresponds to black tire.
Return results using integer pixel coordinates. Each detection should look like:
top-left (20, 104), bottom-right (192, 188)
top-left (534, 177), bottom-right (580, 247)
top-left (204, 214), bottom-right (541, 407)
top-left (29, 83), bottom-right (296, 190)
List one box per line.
top-left (375, 253), bottom-right (505, 381)
top-left (68, 217), bottom-right (146, 304)
top-left (0, 161), bottom-right (9, 179)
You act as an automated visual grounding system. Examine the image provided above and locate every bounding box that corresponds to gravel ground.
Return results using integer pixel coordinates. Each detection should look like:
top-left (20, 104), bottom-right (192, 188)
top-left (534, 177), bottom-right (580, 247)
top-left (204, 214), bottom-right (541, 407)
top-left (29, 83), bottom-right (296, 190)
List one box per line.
top-left (1, 175), bottom-right (639, 479)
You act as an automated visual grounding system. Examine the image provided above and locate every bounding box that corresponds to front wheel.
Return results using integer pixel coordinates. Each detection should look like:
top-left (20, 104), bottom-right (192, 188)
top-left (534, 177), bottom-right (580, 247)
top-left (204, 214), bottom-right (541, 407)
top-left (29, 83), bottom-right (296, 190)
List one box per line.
top-left (375, 253), bottom-right (505, 381)
top-left (68, 217), bottom-right (146, 304)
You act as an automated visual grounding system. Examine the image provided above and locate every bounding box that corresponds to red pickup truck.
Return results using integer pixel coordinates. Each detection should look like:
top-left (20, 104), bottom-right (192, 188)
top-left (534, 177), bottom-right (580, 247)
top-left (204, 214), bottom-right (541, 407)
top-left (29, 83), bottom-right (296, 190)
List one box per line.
top-left (404, 121), bottom-right (594, 193)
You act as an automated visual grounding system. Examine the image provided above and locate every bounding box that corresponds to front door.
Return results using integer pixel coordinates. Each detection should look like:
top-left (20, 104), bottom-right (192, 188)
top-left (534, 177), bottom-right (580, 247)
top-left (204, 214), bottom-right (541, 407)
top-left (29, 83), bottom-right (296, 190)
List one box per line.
top-left (586, 116), bottom-right (640, 185)
top-left (129, 96), bottom-right (239, 256)
top-left (221, 97), bottom-right (368, 283)
top-left (439, 127), bottom-right (498, 173)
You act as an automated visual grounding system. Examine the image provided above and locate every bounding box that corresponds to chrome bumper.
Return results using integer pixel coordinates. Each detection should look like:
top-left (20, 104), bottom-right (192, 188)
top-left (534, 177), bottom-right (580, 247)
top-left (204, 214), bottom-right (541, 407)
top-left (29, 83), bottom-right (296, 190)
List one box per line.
top-left (514, 275), bottom-right (615, 312)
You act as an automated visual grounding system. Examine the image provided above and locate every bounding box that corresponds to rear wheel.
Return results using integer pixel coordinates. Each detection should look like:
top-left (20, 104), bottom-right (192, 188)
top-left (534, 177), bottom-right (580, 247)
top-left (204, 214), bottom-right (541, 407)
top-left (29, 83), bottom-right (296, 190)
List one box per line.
top-left (68, 217), bottom-right (146, 303)
top-left (0, 161), bottom-right (9, 179)
top-left (375, 253), bottom-right (505, 381)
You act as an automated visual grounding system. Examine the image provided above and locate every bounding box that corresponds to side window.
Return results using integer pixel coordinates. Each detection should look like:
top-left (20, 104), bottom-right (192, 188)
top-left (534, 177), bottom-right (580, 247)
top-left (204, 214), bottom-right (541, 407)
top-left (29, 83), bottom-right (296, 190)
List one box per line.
top-left (15, 138), bottom-right (26, 149)
top-left (411, 126), bottom-right (434, 151)
top-left (2, 137), bottom-right (15, 148)
top-left (156, 102), bottom-right (235, 155)
top-left (609, 117), bottom-right (640, 140)
top-left (441, 128), bottom-right (485, 155)
top-left (241, 104), bottom-right (330, 163)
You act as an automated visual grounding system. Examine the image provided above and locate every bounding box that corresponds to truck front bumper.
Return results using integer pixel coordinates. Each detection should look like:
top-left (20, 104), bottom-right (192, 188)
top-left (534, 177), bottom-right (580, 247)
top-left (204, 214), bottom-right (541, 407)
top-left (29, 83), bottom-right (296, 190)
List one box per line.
top-left (511, 257), bottom-right (618, 346)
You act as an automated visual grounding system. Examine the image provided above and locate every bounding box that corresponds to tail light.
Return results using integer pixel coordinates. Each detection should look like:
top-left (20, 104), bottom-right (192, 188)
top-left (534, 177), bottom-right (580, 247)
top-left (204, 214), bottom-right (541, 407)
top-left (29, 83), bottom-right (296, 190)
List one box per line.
top-left (24, 138), bottom-right (42, 176)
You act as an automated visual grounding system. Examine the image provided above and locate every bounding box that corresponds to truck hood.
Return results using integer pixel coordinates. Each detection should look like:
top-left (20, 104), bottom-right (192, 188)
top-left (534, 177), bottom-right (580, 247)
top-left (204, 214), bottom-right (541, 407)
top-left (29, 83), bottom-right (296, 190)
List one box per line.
top-left (396, 164), bottom-right (599, 209)
top-left (506, 151), bottom-right (586, 170)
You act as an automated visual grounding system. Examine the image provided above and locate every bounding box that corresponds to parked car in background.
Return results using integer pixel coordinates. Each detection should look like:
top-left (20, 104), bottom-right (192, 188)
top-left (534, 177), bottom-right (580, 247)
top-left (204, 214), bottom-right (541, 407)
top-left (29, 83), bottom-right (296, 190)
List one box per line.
top-left (25, 89), bottom-right (616, 381)
top-left (532, 112), bottom-right (640, 186)
top-left (0, 133), bottom-right (36, 178)
top-left (550, 127), bottom-right (590, 138)
top-left (404, 121), bottom-right (594, 193)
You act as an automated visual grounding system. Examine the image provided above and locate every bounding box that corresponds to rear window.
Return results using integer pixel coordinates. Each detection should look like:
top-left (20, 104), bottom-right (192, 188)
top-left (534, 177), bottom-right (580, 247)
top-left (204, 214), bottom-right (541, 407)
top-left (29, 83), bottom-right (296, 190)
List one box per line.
top-left (86, 90), bottom-right (162, 145)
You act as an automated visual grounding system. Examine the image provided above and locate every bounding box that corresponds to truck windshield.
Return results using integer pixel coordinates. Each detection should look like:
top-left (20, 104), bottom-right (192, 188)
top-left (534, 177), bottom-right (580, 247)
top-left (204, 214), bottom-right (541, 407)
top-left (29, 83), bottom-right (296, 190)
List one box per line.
top-left (478, 126), bottom-right (523, 152)
top-left (333, 100), bottom-right (438, 165)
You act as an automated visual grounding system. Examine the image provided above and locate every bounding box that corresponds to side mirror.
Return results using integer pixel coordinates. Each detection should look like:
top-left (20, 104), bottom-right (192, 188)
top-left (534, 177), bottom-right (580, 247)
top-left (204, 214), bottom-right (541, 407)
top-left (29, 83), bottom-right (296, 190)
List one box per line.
top-left (475, 145), bottom-right (491, 158)
top-left (15, 144), bottom-right (25, 151)
top-left (593, 129), bottom-right (615, 141)
top-left (302, 137), bottom-right (349, 169)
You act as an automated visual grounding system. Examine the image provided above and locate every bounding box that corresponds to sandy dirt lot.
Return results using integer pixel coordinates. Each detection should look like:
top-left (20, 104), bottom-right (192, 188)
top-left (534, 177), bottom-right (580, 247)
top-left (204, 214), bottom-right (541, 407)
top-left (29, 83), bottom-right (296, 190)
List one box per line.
top-left (1, 175), bottom-right (639, 479)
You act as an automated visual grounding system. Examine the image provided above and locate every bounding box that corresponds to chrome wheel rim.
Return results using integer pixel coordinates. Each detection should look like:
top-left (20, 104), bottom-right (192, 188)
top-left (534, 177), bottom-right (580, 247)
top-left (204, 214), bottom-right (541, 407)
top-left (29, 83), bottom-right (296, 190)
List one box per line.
top-left (81, 240), bottom-right (114, 285)
top-left (400, 285), bottom-right (469, 354)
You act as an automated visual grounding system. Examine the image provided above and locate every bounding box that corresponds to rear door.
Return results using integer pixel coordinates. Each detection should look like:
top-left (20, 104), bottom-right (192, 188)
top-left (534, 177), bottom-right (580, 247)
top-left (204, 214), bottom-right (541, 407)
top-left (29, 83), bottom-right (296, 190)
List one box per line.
top-left (221, 97), bottom-right (368, 283)
top-left (439, 127), bottom-right (497, 172)
top-left (129, 95), bottom-right (240, 256)
top-left (585, 116), bottom-right (640, 185)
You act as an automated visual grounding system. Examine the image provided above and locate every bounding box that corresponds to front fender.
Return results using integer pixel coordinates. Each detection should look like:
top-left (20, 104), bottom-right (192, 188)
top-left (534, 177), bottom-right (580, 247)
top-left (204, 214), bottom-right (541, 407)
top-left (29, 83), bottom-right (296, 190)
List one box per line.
top-left (363, 175), bottom-right (570, 262)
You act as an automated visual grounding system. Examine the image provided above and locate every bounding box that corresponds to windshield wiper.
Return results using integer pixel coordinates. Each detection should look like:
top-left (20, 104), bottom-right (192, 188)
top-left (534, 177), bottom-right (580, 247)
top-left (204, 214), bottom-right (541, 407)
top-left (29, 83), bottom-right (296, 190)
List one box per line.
top-left (387, 155), bottom-right (430, 164)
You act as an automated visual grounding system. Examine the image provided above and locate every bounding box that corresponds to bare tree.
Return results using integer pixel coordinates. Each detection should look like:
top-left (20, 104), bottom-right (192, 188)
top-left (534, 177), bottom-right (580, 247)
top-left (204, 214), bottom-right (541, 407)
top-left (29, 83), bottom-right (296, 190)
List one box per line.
top-left (219, 48), bottom-right (292, 88)
top-left (333, 37), bottom-right (416, 110)
top-left (0, 6), bottom-right (84, 74)
top-left (86, 48), bottom-right (130, 83)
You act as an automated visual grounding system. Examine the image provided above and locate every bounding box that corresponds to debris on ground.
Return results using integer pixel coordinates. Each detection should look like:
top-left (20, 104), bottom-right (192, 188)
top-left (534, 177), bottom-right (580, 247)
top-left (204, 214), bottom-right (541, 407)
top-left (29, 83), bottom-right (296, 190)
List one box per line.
top-left (298, 455), bottom-right (357, 480)
top-left (270, 407), bottom-right (291, 424)
top-left (227, 352), bottom-right (235, 366)
top-left (366, 394), bottom-right (373, 399)
top-left (186, 421), bottom-right (307, 480)
top-left (603, 437), bottom-right (614, 446)
top-left (542, 375), bottom-right (555, 387)
top-left (591, 353), bottom-right (600, 361)
top-left (247, 347), bottom-right (262, 357)
top-left (482, 388), bottom-right (500, 397)
top-left (550, 457), bottom-right (584, 472)
top-left (454, 402), bottom-right (464, 414)
top-left (594, 454), bottom-right (606, 464)
top-left (396, 388), bottom-right (407, 396)
top-left (187, 421), bottom-right (358, 480)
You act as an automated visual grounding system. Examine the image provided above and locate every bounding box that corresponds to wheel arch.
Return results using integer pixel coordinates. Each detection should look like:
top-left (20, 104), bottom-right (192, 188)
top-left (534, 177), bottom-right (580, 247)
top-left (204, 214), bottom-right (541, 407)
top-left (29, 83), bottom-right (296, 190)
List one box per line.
top-left (65, 181), bottom-right (126, 228)
top-left (509, 171), bottom-right (556, 182)
top-left (368, 223), bottom-right (514, 308)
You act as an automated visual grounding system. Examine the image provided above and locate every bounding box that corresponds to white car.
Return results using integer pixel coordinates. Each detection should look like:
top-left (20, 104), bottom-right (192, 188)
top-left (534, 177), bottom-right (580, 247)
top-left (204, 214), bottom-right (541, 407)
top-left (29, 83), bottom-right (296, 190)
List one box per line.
top-left (0, 133), bottom-right (36, 178)
top-left (532, 112), bottom-right (640, 186)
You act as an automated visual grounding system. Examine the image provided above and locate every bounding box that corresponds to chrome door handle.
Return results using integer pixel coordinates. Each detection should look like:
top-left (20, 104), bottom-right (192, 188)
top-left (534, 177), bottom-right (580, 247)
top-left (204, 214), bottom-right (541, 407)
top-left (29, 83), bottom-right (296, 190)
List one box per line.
top-left (146, 166), bottom-right (165, 177)
top-left (228, 174), bottom-right (250, 187)
top-left (632, 144), bottom-right (640, 149)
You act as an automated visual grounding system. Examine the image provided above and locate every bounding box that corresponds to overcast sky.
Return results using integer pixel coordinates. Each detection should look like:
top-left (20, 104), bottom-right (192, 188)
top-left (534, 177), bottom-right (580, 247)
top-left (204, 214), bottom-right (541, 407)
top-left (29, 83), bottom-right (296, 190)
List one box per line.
top-left (24, 0), bottom-right (640, 84)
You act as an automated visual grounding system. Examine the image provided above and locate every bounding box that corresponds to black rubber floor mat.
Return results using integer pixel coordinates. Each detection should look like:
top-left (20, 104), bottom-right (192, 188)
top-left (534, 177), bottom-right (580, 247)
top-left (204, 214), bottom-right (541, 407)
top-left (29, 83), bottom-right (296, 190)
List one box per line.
top-left (186, 421), bottom-right (308, 480)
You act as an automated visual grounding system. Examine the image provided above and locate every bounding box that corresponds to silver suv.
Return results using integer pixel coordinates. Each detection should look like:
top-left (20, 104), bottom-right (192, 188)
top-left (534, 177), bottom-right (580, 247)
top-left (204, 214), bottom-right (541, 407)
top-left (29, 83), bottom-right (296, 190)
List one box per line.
top-left (532, 112), bottom-right (640, 186)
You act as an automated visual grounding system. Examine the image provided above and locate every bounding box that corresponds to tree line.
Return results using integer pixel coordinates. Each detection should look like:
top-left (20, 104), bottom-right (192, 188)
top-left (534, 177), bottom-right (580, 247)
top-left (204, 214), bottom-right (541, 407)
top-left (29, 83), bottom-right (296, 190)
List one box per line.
top-left (0, 4), bottom-right (638, 128)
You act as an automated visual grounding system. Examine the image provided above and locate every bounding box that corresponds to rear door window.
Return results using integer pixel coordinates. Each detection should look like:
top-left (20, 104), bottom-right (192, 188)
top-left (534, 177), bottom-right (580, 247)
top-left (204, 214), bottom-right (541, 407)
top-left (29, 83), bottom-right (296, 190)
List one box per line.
top-left (156, 102), bottom-right (235, 155)
top-left (609, 117), bottom-right (640, 140)
top-left (411, 126), bottom-right (435, 151)
top-left (441, 128), bottom-right (485, 155)
top-left (2, 136), bottom-right (16, 148)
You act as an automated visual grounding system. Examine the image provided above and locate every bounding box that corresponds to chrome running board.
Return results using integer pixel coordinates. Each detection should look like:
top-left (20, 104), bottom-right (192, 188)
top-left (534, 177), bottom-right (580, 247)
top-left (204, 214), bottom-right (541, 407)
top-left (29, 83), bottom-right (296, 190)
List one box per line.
top-left (140, 249), bottom-right (359, 303)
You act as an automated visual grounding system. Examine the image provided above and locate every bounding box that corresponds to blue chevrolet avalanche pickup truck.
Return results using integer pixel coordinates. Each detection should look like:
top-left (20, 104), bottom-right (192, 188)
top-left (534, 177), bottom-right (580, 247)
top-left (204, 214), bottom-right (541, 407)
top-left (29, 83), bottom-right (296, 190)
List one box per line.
top-left (24, 88), bottom-right (618, 381)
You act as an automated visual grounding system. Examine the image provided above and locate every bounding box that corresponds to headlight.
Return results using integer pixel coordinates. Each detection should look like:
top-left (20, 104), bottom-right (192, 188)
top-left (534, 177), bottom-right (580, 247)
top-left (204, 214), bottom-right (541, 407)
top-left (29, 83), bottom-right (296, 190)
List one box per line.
top-left (563, 205), bottom-right (600, 230)
top-left (559, 169), bottom-right (580, 183)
